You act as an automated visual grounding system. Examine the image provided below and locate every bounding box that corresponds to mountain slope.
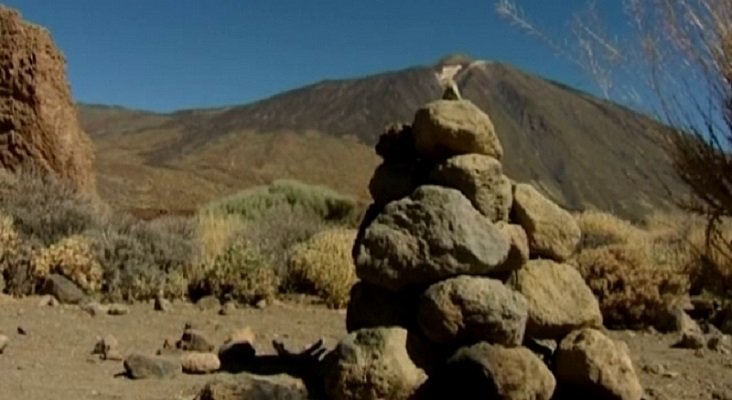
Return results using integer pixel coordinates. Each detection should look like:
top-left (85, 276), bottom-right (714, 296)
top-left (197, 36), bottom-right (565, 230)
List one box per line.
top-left (81, 57), bottom-right (683, 219)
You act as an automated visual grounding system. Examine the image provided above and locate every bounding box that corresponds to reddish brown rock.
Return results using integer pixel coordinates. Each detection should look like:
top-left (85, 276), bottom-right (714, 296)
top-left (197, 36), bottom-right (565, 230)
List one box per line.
top-left (0, 6), bottom-right (95, 192)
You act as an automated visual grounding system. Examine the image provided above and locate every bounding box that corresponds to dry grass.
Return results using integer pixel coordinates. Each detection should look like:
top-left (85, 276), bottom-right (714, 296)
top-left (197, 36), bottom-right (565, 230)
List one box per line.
top-left (287, 228), bottom-right (358, 308)
top-left (575, 210), bottom-right (645, 248)
top-left (195, 210), bottom-right (245, 270)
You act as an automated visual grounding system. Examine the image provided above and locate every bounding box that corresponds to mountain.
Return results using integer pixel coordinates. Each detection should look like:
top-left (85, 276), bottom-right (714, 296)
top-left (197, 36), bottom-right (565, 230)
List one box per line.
top-left (79, 56), bottom-right (683, 220)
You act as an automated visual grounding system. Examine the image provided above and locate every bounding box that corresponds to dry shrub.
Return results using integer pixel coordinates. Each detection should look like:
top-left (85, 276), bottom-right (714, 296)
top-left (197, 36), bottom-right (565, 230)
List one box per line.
top-left (87, 215), bottom-right (197, 301)
top-left (190, 239), bottom-right (279, 305)
top-left (0, 168), bottom-right (106, 246)
top-left (573, 243), bottom-right (689, 328)
top-left (287, 228), bottom-right (358, 308)
top-left (575, 210), bottom-right (644, 249)
top-left (33, 235), bottom-right (103, 292)
top-left (0, 212), bottom-right (39, 295)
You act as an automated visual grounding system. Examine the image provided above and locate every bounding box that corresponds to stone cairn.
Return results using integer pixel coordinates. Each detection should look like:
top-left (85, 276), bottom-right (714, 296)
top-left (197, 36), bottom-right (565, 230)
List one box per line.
top-left (322, 84), bottom-right (645, 400)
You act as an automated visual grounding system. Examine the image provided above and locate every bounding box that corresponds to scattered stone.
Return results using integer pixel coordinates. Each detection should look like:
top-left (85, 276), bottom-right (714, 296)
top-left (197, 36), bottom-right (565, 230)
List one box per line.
top-left (255, 299), bottom-right (268, 309)
top-left (181, 352), bottom-right (221, 374)
top-left (218, 328), bottom-right (257, 369)
top-left (412, 99), bottom-right (503, 161)
top-left (0, 335), bottom-right (7, 354)
top-left (345, 282), bottom-right (418, 332)
top-left (323, 327), bottom-right (427, 400)
top-left (555, 328), bottom-right (643, 400)
top-left (423, 342), bottom-right (555, 400)
top-left (511, 260), bottom-right (602, 339)
top-left (495, 222), bottom-right (529, 272)
top-left (104, 348), bottom-right (124, 361)
top-left (194, 374), bottom-right (308, 400)
top-left (80, 301), bottom-right (109, 317)
top-left (92, 334), bottom-right (119, 360)
top-left (708, 335), bottom-right (732, 354)
top-left (354, 185), bottom-right (511, 291)
top-left (107, 304), bottom-right (129, 316)
top-left (429, 154), bottom-right (512, 222)
top-left (672, 313), bottom-right (706, 350)
top-left (37, 295), bottom-right (59, 307)
top-left (123, 353), bottom-right (181, 380)
top-left (417, 276), bottom-right (528, 346)
top-left (39, 274), bottom-right (88, 305)
top-left (176, 327), bottom-right (215, 352)
top-left (219, 301), bottom-right (236, 316)
top-left (154, 295), bottom-right (172, 312)
top-left (512, 183), bottom-right (582, 261)
top-left (196, 295), bottom-right (221, 310)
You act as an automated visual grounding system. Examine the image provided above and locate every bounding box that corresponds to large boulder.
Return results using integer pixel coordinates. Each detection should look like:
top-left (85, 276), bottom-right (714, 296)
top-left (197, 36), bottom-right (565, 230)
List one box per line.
top-left (429, 154), bottom-right (512, 222)
top-left (0, 6), bottom-right (95, 192)
top-left (496, 222), bottom-right (530, 272)
top-left (412, 100), bottom-right (503, 161)
top-left (511, 260), bottom-right (602, 339)
top-left (421, 342), bottom-right (555, 400)
top-left (417, 276), bottom-right (528, 346)
top-left (323, 327), bottom-right (427, 400)
top-left (555, 328), bottom-right (643, 400)
top-left (368, 161), bottom-right (421, 206)
top-left (346, 282), bottom-right (417, 332)
top-left (512, 183), bottom-right (581, 261)
top-left (374, 123), bottom-right (417, 162)
top-left (354, 185), bottom-right (511, 291)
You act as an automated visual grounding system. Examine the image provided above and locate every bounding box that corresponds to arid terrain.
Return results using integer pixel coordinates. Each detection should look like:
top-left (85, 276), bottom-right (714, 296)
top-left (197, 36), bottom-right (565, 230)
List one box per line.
top-left (0, 295), bottom-right (731, 400)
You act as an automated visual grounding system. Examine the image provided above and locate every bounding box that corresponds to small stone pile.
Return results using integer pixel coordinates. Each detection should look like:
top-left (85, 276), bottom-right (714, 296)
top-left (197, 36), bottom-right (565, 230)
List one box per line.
top-left (324, 86), bottom-right (645, 400)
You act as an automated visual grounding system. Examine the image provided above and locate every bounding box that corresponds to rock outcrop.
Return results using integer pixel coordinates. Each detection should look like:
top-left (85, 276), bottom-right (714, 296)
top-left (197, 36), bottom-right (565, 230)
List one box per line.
top-left (0, 6), bottom-right (95, 192)
top-left (329, 88), bottom-right (643, 399)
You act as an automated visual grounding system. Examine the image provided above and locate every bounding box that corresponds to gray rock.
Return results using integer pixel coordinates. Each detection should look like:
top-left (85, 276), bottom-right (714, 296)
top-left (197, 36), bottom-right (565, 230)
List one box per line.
top-left (219, 301), bottom-right (236, 316)
top-left (323, 327), bottom-right (427, 400)
top-left (354, 186), bottom-right (511, 291)
top-left (512, 183), bottom-right (581, 261)
top-left (369, 161), bottom-right (421, 206)
top-left (555, 328), bottom-right (643, 400)
top-left (194, 374), bottom-right (308, 400)
top-left (107, 304), bottom-right (129, 316)
top-left (154, 295), bottom-right (172, 312)
top-left (92, 334), bottom-right (119, 361)
top-left (429, 154), bottom-right (512, 222)
top-left (40, 274), bottom-right (87, 304)
top-left (496, 222), bottom-right (529, 272)
top-left (412, 99), bottom-right (503, 161)
top-left (80, 301), bottom-right (108, 317)
top-left (123, 353), bottom-right (181, 379)
top-left (181, 352), bottom-right (221, 374)
top-left (417, 276), bottom-right (528, 346)
top-left (511, 260), bottom-right (603, 339)
top-left (708, 335), bottom-right (732, 354)
top-left (423, 342), bottom-right (556, 400)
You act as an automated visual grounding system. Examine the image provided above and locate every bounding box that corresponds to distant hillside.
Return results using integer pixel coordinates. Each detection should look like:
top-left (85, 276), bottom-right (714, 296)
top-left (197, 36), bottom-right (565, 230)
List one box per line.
top-left (80, 57), bottom-right (683, 219)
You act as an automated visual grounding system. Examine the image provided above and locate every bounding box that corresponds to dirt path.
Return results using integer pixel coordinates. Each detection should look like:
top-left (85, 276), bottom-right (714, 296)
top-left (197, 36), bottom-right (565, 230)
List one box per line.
top-left (0, 295), bottom-right (730, 400)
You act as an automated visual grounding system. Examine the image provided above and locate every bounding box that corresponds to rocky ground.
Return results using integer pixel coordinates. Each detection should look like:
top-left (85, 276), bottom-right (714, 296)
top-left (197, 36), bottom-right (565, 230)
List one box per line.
top-left (0, 294), bottom-right (729, 400)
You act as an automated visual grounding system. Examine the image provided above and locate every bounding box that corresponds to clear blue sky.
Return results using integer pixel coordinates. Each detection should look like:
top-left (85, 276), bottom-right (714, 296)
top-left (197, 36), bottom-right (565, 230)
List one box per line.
top-left (2, 1), bottom-right (628, 113)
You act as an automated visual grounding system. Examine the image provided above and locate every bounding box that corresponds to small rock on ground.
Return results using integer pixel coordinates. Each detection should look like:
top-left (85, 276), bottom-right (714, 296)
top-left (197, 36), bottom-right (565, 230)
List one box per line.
top-left (123, 353), bottom-right (181, 379)
top-left (181, 352), bottom-right (221, 374)
top-left (0, 334), bottom-right (7, 354)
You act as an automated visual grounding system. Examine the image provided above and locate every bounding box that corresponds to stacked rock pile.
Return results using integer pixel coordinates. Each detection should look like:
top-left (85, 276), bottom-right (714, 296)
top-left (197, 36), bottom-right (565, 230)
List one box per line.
top-left (323, 86), bottom-right (645, 400)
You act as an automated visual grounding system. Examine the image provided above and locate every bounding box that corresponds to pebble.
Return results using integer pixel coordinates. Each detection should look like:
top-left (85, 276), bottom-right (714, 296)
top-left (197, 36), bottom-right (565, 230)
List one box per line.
top-left (0, 335), bottom-right (8, 354)
top-left (107, 304), bottom-right (130, 316)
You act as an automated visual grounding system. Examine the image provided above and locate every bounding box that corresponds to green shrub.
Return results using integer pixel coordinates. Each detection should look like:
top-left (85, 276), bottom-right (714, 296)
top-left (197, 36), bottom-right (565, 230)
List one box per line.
top-left (0, 169), bottom-right (106, 246)
top-left (190, 239), bottom-right (280, 305)
top-left (207, 179), bottom-right (362, 225)
top-left (287, 228), bottom-right (358, 308)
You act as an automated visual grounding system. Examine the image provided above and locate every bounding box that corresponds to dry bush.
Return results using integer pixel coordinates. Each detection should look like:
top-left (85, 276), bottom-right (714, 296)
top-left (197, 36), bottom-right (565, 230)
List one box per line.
top-left (287, 228), bottom-right (358, 308)
top-left (0, 168), bottom-right (107, 246)
top-left (573, 243), bottom-right (690, 328)
top-left (0, 213), bottom-right (39, 296)
top-left (33, 235), bottom-right (103, 292)
top-left (87, 215), bottom-right (197, 301)
top-left (190, 239), bottom-right (279, 305)
top-left (575, 210), bottom-right (644, 249)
